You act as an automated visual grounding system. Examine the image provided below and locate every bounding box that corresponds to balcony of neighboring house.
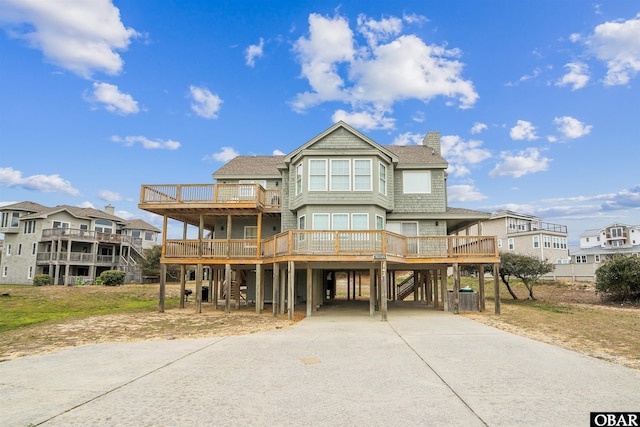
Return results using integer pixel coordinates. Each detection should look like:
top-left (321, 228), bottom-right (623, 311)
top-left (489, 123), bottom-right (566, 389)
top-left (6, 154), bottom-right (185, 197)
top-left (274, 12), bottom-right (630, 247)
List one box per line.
top-left (40, 228), bottom-right (143, 252)
top-left (138, 183), bottom-right (282, 217)
top-left (507, 220), bottom-right (567, 234)
top-left (162, 230), bottom-right (498, 264)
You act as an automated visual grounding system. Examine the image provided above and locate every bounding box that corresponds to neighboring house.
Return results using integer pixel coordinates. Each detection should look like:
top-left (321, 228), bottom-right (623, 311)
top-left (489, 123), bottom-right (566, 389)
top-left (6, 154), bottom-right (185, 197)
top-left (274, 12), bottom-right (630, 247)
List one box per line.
top-left (465, 210), bottom-right (570, 264)
top-left (551, 223), bottom-right (640, 282)
top-left (0, 202), bottom-right (160, 285)
top-left (138, 121), bottom-right (501, 316)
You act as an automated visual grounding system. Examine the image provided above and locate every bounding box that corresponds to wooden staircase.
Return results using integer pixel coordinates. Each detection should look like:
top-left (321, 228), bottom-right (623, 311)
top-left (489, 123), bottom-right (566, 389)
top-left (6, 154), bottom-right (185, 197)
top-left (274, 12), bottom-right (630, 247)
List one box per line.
top-left (397, 275), bottom-right (415, 301)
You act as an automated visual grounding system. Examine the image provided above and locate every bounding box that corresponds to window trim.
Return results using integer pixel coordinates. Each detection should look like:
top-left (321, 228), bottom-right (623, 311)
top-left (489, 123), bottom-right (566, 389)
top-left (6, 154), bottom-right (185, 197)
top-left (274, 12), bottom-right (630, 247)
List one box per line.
top-left (402, 170), bottom-right (431, 194)
top-left (379, 163), bottom-right (387, 195)
top-left (309, 159), bottom-right (328, 191)
top-left (353, 159), bottom-right (372, 191)
top-left (330, 159), bottom-right (351, 191)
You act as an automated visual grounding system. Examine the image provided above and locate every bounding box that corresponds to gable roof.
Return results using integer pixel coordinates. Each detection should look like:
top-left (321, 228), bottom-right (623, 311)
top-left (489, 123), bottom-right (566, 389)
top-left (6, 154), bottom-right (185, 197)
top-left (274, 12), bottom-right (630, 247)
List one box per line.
top-left (213, 155), bottom-right (284, 178)
top-left (284, 121), bottom-right (399, 164)
top-left (0, 201), bottom-right (47, 213)
top-left (125, 219), bottom-right (161, 232)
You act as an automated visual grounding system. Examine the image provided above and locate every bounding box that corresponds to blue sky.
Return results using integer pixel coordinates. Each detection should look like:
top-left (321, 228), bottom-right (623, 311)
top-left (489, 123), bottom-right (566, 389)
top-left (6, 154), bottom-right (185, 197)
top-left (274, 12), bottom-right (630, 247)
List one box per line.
top-left (1, 0), bottom-right (638, 243)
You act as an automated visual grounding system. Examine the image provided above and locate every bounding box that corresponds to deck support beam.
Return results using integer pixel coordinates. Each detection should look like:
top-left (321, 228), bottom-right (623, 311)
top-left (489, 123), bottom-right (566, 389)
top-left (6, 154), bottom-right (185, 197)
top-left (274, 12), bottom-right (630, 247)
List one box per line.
top-left (479, 264), bottom-right (485, 312)
top-left (225, 263), bottom-right (231, 314)
top-left (288, 260), bottom-right (295, 320)
top-left (494, 263), bottom-right (501, 314)
top-left (369, 267), bottom-right (375, 316)
top-left (380, 260), bottom-right (387, 321)
top-left (256, 264), bottom-right (262, 314)
top-left (453, 263), bottom-right (460, 314)
top-left (272, 263), bottom-right (279, 316)
top-left (306, 267), bottom-right (312, 317)
top-left (195, 263), bottom-right (203, 314)
top-left (159, 264), bottom-right (166, 313)
top-left (179, 264), bottom-right (186, 309)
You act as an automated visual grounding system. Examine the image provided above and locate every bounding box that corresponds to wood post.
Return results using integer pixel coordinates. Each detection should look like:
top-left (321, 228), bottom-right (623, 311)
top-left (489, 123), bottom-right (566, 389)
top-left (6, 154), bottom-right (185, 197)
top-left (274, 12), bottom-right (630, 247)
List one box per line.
top-left (256, 264), bottom-right (262, 314)
top-left (280, 267), bottom-right (286, 315)
top-left (306, 267), bottom-right (312, 317)
top-left (213, 268), bottom-right (219, 309)
top-left (479, 264), bottom-right (485, 312)
top-left (369, 267), bottom-right (375, 316)
top-left (159, 264), bottom-right (166, 313)
top-left (179, 264), bottom-right (186, 309)
top-left (440, 268), bottom-right (447, 311)
top-left (494, 263), bottom-right (501, 314)
top-left (195, 263), bottom-right (203, 314)
top-left (453, 263), bottom-right (460, 315)
top-left (225, 263), bottom-right (231, 314)
top-left (433, 269), bottom-right (439, 309)
top-left (288, 260), bottom-right (295, 320)
top-left (413, 270), bottom-right (419, 302)
top-left (272, 263), bottom-right (279, 316)
top-left (380, 260), bottom-right (387, 321)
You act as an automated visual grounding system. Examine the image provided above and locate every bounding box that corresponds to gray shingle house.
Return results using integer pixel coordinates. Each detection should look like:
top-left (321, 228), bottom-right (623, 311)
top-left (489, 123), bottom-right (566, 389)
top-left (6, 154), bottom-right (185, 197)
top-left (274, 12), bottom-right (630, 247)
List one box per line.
top-left (0, 202), bottom-right (159, 285)
top-left (139, 121), bottom-right (500, 317)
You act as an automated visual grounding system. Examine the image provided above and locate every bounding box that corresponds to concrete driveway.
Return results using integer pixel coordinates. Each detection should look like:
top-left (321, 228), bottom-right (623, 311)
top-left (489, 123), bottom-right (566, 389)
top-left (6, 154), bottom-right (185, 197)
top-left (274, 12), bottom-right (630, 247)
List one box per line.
top-left (1, 302), bottom-right (639, 426)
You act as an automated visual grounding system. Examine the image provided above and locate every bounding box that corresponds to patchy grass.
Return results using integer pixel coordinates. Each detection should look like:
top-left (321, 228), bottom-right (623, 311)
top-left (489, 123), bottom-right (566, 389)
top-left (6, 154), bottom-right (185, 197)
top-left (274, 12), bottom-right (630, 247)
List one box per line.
top-left (0, 284), bottom-right (179, 333)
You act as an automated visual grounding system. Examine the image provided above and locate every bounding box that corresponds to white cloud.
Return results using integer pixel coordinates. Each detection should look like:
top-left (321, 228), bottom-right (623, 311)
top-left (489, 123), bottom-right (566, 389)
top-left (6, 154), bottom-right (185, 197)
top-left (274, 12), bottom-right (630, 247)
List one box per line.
top-left (245, 37), bottom-right (264, 67)
top-left (203, 147), bottom-right (239, 162)
top-left (471, 122), bottom-right (487, 134)
top-left (98, 190), bottom-right (122, 202)
top-left (448, 184), bottom-right (487, 202)
top-left (0, 0), bottom-right (138, 78)
top-left (556, 62), bottom-right (590, 90)
top-left (489, 148), bottom-right (550, 178)
top-left (441, 135), bottom-right (492, 165)
top-left (332, 108), bottom-right (395, 130)
top-left (0, 167), bottom-right (80, 195)
top-left (519, 67), bottom-right (542, 82)
top-left (272, 149), bottom-right (285, 156)
top-left (111, 135), bottom-right (180, 150)
top-left (86, 82), bottom-right (139, 115)
top-left (446, 164), bottom-right (470, 177)
top-left (569, 33), bottom-right (582, 42)
top-left (391, 132), bottom-right (423, 146)
top-left (291, 13), bottom-right (478, 129)
top-left (553, 116), bottom-right (593, 139)
top-left (189, 85), bottom-right (223, 119)
top-left (356, 14), bottom-right (403, 47)
top-left (587, 14), bottom-right (640, 86)
top-left (510, 120), bottom-right (538, 141)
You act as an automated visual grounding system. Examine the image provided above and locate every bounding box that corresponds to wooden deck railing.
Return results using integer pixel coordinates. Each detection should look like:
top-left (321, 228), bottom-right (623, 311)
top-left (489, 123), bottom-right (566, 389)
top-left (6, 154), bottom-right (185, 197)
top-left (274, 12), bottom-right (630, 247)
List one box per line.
top-left (139, 184), bottom-right (282, 211)
top-left (163, 231), bottom-right (498, 261)
top-left (41, 228), bottom-right (142, 249)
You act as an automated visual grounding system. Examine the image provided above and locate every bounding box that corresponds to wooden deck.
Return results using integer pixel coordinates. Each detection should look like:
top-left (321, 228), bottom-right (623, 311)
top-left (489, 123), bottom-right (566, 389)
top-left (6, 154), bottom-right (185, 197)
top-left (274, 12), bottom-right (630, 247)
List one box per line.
top-left (163, 230), bottom-right (498, 265)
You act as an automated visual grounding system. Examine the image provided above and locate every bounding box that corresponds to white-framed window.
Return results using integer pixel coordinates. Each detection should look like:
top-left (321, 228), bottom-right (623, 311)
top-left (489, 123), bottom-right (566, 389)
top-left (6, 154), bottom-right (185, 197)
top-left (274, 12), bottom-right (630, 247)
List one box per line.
top-left (498, 239), bottom-right (502, 249)
top-left (330, 159), bottom-right (351, 191)
top-left (508, 218), bottom-right (517, 230)
top-left (244, 226), bottom-right (258, 249)
top-left (132, 230), bottom-right (141, 238)
top-left (2, 266), bottom-right (7, 277)
top-left (611, 227), bottom-right (623, 238)
top-left (351, 213), bottom-right (368, 230)
top-left (53, 221), bottom-right (70, 229)
top-left (386, 221), bottom-right (418, 236)
top-left (533, 236), bottom-right (540, 248)
top-left (144, 232), bottom-right (154, 241)
top-left (298, 215), bottom-right (306, 231)
top-left (508, 238), bottom-right (515, 250)
top-left (402, 171), bottom-right (431, 194)
top-left (296, 163), bottom-right (303, 195)
top-left (332, 213), bottom-right (349, 230)
top-left (28, 266), bottom-right (33, 279)
top-left (376, 215), bottom-right (385, 241)
top-left (594, 255), bottom-right (601, 263)
top-left (6, 244), bottom-right (11, 255)
top-left (24, 220), bottom-right (36, 234)
top-left (543, 236), bottom-right (551, 248)
top-left (32, 243), bottom-right (37, 255)
top-left (309, 159), bottom-right (327, 191)
top-left (556, 259), bottom-right (569, 265)
top-left (312, 213), bottom-right (330, 230)
top-left (353, 159), bottom-right (372, 191)
top-left (576, 255), bottom-right (587, 263)
top-left (379, 163), bottom-right (387, 195)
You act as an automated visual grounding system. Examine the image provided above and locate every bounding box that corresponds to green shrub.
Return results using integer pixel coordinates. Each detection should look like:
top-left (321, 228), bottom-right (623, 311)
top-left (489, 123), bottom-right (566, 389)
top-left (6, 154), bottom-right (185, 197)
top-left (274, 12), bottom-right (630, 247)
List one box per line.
top-left (100, 270), bottom-right (126, 286)
top-left (33, 274), bottom-right (52, 286)
top-left (595, 255), bottom-right (640, 302)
